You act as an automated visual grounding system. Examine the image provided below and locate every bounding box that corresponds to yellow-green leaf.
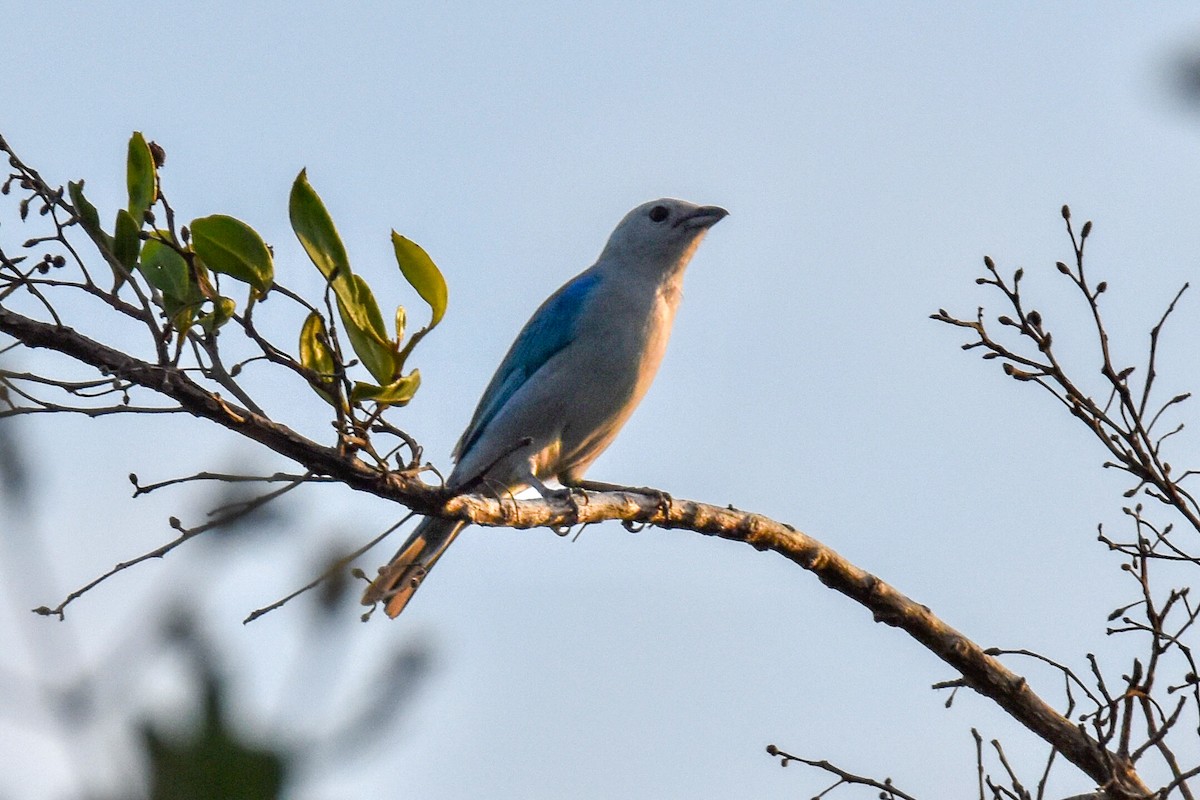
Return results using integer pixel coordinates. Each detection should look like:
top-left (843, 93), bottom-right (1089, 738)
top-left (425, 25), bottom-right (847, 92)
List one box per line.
top-left (126, 131), bottom-right (157, 220)
top-left (394, 305), bottom-right (406, 343)
top-left (289, 169), bottom-right (352, 297)
top-left (299, 311), bottom-right (339, 405)
top-left (163, 294), bottom-right (200, 332)
top-left (300, 311), bottom-right (336, 376)
top-left (337, 275), bottom-right (397, 385)
top-left (113, 209), bottom-right (141, 271)
top-left (192, 257), bottom-right (218, 301)
top-left (199, 296), bottom-right (237, 334)
top-left (354, 274), bottom-right (389, 339)
top-left (215, 295), bottom-right (237, 319)
top-left (349, 369), bottom-right (421, 406)
top-left (139, 236), bottom-right (194, 301)
top-left (391, 231), bottom-right (447, 327)
top-left (190, 214), bottom-right (274, 293)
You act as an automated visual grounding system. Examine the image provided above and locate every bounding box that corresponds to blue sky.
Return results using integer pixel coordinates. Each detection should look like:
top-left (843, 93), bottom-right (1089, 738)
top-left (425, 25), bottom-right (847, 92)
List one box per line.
top-left (3, 4), bottom-right (1200, 798)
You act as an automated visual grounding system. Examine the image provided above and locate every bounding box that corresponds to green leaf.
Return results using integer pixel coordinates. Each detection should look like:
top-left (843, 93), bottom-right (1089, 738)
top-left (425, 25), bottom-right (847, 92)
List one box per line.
top-left (391, 231), bottom-right (447, 328)
top-left (349, 369), bottom-right (421, 406)
top-left (289, 169), bottom-right (352, 297)
top-left (190, 214), bottom-right (274, 293)
top-left (299, 311), bottom-right (339, 404)
top-left (337, 275), bottom-right (398, 385)
top-left (68, 180), bottom-right (118, 289)
top-left (139, 236), bottom-right (194, 301)
top-left (126, 131), bottom-right (157, 220)
top-left (68, 180), bottom-right (105, 240)
top-left (113, 209), bottom-right (141, 271)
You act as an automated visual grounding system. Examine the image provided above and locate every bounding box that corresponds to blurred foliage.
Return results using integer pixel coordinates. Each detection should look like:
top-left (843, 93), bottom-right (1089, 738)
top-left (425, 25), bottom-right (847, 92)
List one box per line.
top-left (139, 671), bottom-right (286, 800)
top-left (1172, 49), bottom-right (1200, 108)
top-left (0, 419), bottom-right (29, 505)
top-left (0, 372), bottom-right (28, 504)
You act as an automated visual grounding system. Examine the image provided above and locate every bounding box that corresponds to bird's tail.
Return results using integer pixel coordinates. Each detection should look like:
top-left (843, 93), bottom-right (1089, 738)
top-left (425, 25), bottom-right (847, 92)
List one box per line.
top-left (361, 517), bottom-right (467, 618)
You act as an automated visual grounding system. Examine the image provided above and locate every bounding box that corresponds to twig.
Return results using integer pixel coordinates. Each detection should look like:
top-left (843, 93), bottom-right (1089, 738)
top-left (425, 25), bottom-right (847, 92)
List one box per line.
top-left (243, 513), bottom-right (415, 623)
top-left (765, 744), bottom-right (918, 800)
top-left (33, 476), bottom-right (307, 619)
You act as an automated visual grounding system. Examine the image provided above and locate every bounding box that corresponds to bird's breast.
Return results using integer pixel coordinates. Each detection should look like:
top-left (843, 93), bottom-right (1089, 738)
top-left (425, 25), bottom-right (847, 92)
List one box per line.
top-left (561, 280), bottom-right (678, 428)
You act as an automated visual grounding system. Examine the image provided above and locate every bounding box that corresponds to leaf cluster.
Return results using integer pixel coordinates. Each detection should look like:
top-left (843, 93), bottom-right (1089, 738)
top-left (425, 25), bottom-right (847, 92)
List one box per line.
top-left (42, 132), bottom-right (447, 422)
top-left (289, 169), bottom-right (446, 408)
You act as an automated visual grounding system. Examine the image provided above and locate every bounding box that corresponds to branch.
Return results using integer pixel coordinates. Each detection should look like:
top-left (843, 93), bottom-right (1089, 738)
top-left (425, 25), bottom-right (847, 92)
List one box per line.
top-left (932, 210), bottom-right (1199, 798)
top-left (0, 305), bottom-right (1152, 797)
top-left (766, 744), bottom-right (919, 799)
top-left (243, 513), bottom-right (415, 624)
top-left (32, 474), bottom-right (308, 619)
top-left (0, 305), bottom-right (443, 509)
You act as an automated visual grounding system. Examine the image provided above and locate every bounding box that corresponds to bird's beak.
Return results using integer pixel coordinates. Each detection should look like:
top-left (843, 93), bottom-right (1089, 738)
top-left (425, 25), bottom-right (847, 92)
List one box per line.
top-left (681, 205), bottom-right (729, 230)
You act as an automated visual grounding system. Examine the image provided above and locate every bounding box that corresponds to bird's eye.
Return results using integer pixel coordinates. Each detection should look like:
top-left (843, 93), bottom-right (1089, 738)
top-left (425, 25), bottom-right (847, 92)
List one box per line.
top-left (648, 205), bottom-right (669, 223)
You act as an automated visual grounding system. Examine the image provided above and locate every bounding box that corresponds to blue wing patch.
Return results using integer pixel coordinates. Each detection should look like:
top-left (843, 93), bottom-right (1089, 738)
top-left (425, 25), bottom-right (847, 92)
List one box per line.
top-left (453, 271), bottom-right (602, 461)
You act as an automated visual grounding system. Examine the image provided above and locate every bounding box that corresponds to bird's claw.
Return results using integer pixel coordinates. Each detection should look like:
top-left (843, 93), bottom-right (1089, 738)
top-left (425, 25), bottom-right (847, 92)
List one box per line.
top-left (538, 486), bottom-right (586, 534)
top-left (548, 485), bottom-right (588, 519)
top-left (633, 486), bottom-right (672, 515)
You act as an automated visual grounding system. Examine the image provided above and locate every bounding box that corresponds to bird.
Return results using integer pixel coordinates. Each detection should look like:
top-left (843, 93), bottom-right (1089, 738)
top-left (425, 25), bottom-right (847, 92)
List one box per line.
top-left (362, 198), bottom-right (727, 618)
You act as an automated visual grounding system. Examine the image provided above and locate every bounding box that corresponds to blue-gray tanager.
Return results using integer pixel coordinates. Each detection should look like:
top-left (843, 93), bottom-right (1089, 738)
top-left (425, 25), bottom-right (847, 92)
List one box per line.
top-left (363, 198), bottom-right (727, 617)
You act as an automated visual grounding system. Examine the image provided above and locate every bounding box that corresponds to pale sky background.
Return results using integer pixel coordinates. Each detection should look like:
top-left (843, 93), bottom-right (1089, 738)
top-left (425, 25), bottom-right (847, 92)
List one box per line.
top-left (3, 4), bottom-right (1200, 798)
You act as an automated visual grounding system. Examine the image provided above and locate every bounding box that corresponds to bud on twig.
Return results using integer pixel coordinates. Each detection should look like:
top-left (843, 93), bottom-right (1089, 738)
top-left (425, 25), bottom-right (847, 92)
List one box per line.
top-left (149, 140), bottom-right (166, 168)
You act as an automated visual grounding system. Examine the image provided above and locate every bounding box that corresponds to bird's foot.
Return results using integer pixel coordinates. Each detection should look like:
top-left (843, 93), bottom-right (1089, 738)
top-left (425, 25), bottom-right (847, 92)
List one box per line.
top-left (629, 485), bottom-right (672, 515)
top-left (538, 485), bottom-right (587, 531)
top-left (563, 479), bottom-right (672, 515)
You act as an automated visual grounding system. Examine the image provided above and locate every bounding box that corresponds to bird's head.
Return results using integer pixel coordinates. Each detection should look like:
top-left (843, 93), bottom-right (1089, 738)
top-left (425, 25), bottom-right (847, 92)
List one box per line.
top-left (599, 198), bottom-right (727, 275)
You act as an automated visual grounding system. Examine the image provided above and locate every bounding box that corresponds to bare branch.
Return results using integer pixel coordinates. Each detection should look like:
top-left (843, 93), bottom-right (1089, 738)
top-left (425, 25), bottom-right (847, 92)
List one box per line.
top-left (32, 474), bottom-right (309, 619)
top-left (765, 744), bottom-right (919, 800)
top-left (243, 513), bottom-right (416, 624)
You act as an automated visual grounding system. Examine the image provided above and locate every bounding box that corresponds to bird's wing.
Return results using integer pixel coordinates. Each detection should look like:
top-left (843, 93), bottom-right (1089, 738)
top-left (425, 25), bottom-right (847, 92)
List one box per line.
top-left (453, 270), bottom-right (602, 462)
